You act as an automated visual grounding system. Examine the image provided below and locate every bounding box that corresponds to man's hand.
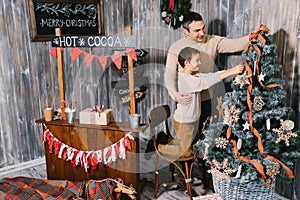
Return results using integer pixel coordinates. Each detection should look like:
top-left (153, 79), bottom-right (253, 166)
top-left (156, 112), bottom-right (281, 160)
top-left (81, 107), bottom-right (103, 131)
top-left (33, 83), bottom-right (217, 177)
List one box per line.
top-left (175, 92), bottom-right (192, 105)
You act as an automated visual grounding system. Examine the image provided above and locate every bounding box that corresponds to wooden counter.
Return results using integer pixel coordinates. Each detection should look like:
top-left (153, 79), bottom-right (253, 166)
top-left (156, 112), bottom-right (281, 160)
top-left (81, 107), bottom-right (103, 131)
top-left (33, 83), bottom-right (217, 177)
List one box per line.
top-left (36, 119), bottom-right (148, 197)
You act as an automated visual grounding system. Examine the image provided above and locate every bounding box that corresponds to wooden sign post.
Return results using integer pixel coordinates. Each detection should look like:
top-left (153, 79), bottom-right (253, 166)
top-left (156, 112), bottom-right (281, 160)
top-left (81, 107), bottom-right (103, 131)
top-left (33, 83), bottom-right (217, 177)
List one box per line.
top-left (125, 26), bottom-right (136, 114)
top-left (55, 28), bottom-right (65, 102)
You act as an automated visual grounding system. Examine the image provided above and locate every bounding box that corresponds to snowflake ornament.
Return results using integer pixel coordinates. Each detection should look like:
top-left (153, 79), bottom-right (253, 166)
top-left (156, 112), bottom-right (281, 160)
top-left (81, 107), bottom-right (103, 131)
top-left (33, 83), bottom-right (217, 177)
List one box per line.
top-left (233, 70), bottom-right (251, 88)
top-left (266, 165), bottom-right (280, 179)
top-left (272, 119), bottom-right (298, 146)
top-left (224, 105), bottom-right (241, 125)
top-left (208, 159), bottom-right (236, 183)
top-left (215, 137), bottom-right (229, 149)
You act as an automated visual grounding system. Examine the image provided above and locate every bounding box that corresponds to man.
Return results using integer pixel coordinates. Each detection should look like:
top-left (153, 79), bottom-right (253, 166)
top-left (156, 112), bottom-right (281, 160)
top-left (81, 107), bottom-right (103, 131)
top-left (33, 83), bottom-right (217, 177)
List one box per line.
top-left (165, 11), bottom-right (248, 104)
top-left (164, 11), bottom-right (248, 191)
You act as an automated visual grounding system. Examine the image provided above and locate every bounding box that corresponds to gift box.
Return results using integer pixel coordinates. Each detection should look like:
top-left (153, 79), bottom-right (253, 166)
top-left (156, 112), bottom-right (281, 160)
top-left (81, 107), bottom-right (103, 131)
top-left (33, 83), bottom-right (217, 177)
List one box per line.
top-left (79, 108), bottom-right (114, 125)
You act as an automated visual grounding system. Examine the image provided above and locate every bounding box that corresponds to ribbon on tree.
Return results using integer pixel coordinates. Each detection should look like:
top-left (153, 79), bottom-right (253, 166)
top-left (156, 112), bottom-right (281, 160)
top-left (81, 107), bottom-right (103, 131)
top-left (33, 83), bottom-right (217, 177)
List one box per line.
top-left (245, 61), bottom-right (294, 181)
top-left (244, 24), bottom-right (283, 89)
top-left (234, 24), bottom-right (295, 184)
top-left (42, 125), bottom-right (134, 172)
top-left (226, 127), bottom-right (272, 186)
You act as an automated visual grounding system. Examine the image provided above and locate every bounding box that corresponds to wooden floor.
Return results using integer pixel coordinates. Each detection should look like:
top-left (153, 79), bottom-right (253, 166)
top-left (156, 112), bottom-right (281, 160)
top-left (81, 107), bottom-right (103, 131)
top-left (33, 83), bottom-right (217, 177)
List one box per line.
top-left (0, 138), bottom-right (290, 200)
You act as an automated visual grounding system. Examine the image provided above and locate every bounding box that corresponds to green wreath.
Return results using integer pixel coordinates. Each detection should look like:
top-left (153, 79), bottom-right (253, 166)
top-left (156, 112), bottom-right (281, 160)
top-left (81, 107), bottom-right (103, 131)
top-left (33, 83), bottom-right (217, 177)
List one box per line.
top-left (161, 0), bottom-right (192, 29)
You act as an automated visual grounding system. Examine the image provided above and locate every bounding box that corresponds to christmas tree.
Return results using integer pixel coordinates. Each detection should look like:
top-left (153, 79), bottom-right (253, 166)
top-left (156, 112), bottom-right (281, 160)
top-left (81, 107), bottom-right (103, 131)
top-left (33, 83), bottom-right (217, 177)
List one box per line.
top-left (194, 24), bottom-right (300, 185)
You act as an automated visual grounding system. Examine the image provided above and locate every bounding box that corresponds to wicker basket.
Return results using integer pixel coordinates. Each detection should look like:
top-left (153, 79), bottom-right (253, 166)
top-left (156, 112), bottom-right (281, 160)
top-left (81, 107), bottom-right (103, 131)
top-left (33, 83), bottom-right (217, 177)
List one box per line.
top-left (212, 174), bottom-right (275, 200)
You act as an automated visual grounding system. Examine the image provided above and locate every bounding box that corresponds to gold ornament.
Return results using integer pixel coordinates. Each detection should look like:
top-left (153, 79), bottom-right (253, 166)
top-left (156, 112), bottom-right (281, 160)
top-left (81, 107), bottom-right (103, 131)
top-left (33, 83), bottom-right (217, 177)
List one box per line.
top-left (272, 119), bottom-right (298, 146)
top-left (254, 96), bottom-right (265, 111)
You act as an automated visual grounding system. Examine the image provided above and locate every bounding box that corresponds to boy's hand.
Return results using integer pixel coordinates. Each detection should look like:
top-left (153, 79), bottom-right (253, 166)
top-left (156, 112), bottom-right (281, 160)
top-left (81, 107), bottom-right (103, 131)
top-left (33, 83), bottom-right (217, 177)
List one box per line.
top-left (231, 64), bottom-right (244, 75)
top-left (220, 65), bottom-right (244, 80)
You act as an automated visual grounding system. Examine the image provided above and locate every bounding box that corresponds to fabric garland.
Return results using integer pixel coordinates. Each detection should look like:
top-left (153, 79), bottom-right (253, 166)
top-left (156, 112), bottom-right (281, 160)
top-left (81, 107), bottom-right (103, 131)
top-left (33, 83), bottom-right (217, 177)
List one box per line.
top-left (50, 47), bottom-right (137, 70)
top-left (42, 126), bottom-right (134, 172)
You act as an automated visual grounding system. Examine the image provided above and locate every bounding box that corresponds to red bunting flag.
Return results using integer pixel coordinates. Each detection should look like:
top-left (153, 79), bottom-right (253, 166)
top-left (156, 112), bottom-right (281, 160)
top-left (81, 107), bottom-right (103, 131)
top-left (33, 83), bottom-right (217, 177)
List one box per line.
top-left (84, 52), bottom-right (95, 68)
top-left (72, 48), bottom-right (83, 61)
top-left (49, 47), bottom-right (64, 58)
top-left (97, 56), bottom-right (109, 70)
top-left (111, 53), bottom-right (123, 70)
top-left (125, 48), bottom-right (137, 61)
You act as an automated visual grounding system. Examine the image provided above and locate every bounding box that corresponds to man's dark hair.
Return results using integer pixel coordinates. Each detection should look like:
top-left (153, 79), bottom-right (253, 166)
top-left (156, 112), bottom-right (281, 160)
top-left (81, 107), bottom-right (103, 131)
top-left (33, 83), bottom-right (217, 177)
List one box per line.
top-left (178, 47), bottom-right (200, 68)
top-left (182, 11), bottom-right (203, 30)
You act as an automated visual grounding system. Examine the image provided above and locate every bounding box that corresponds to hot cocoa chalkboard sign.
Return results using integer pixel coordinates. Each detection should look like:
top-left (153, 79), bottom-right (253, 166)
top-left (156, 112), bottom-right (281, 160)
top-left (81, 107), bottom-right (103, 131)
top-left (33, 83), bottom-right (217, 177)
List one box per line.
top-left (28, 0), bottom-right (104, 41)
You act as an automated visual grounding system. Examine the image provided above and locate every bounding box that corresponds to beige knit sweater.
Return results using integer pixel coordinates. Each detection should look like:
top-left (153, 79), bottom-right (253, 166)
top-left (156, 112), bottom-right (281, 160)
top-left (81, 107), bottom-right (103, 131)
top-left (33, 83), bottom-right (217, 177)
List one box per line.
top-left (165, 35), bottom-right (248, 101)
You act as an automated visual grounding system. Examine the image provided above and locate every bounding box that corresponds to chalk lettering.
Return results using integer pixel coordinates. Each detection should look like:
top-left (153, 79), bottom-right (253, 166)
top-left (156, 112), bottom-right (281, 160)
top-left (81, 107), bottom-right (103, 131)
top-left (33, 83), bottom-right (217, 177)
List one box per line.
top-left (56, 36), bottom-right (78, 47)
top-left (52, 36), bottom-right (136, 47)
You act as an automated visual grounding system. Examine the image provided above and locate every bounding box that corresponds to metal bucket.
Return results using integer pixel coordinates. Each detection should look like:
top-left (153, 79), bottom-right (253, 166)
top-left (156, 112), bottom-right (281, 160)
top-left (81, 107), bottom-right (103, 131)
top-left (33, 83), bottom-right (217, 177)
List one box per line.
top-left (129, 114), bottom-right (141, 129)
top-left (65, 110), bottom-right (76, 123)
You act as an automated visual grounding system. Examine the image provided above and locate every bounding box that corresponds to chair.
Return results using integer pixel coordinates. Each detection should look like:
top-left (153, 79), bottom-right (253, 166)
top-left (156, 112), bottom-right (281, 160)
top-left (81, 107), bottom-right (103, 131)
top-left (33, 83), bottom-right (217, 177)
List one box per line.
top-left (148, 105), bottom-right (195, 200)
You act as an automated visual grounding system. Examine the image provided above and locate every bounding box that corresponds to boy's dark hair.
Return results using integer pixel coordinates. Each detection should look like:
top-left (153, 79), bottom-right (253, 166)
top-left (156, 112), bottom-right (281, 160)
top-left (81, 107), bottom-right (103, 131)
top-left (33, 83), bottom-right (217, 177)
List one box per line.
top-left (178, 47), bottom-right (200, 68)
top-left (182, 11), bottom-right (203, 30)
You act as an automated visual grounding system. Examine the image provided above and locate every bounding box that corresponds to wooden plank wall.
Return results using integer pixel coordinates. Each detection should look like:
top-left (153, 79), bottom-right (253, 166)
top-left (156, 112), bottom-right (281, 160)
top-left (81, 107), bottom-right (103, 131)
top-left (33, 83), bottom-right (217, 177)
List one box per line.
top-left (0, 0), bottom-right (299, 199)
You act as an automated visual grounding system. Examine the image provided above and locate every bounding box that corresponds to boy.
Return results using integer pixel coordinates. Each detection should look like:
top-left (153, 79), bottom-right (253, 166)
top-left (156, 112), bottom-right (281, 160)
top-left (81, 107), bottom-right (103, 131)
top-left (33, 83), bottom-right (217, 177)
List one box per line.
top-left (158, 47), bottom-right (244, 158)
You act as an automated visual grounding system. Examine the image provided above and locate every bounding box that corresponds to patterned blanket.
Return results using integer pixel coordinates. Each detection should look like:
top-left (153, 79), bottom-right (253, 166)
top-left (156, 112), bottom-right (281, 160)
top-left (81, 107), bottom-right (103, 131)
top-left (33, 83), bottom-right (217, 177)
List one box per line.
top-left (0, 177), bottom-right (115, 200)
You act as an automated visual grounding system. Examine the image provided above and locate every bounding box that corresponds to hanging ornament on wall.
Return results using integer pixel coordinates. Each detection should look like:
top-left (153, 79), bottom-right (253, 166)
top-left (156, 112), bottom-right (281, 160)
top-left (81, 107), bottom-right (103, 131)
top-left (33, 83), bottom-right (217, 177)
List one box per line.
top-left (161, 0), bottom-right (192, 29)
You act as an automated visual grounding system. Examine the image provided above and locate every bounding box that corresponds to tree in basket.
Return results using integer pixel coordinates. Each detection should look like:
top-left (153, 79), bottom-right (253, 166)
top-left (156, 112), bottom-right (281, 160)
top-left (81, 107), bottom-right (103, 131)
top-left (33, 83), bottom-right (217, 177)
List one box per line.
top-left (194, 24), bottom-right (300, 199)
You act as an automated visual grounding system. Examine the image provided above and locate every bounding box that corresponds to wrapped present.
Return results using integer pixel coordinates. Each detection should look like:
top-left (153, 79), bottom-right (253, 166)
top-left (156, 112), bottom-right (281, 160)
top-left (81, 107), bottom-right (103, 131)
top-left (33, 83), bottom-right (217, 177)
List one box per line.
top-left (192, 193), bottom-right (223, 200)
top-left (79, 107), bottom-right (114, 125)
